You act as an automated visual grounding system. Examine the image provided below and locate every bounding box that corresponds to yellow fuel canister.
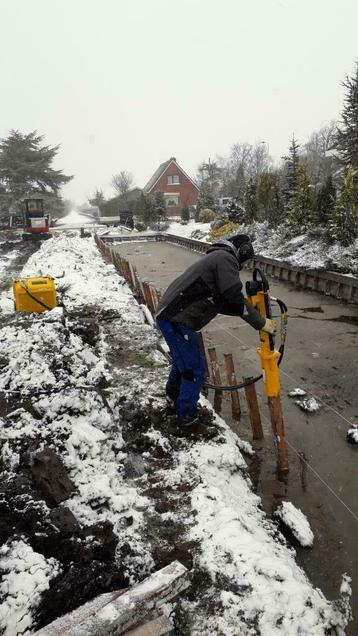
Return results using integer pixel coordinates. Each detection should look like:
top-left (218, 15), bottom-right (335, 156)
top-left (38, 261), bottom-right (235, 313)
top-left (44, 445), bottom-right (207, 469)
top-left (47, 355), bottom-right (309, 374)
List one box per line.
top-left (13, 277), bottom-right (57, 313)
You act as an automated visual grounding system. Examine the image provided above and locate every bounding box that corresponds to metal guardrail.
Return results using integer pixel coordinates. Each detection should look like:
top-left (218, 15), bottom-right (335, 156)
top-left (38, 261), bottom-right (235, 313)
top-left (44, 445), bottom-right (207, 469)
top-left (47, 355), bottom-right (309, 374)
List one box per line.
top-left (101, 232), bottom-right (358, 304)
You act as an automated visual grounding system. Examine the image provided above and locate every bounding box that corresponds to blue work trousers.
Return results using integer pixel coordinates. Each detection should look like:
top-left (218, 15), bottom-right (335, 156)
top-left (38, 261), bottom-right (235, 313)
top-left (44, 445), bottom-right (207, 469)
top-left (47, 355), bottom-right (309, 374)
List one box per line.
top-left (157, 319), bottom-right (206, 419)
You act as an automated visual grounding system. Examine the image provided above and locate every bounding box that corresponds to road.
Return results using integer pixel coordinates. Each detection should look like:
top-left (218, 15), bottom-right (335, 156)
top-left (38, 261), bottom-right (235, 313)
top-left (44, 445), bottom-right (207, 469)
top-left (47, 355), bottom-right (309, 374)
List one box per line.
top-left (113, 240), bottom-right (358, 631)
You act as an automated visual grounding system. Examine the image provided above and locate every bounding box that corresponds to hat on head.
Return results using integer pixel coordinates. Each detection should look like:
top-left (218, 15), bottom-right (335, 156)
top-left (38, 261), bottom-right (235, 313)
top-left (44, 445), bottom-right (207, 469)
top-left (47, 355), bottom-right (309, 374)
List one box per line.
top-left (228, 233), bottom-right (254, 264)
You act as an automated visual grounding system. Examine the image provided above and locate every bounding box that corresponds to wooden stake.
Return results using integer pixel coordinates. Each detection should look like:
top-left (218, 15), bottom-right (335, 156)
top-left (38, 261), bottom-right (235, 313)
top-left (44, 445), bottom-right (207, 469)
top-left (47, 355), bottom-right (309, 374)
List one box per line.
top-left (142, 282), bottom-right (155, 313)
top-left (243, 376), bottom-right (264, 440)
top-left (208, 347), bottom-right (222, 413)
top-left (224, 353), bottom-right (241, 421)
top-left (268, 395), bottom-right (289, 474)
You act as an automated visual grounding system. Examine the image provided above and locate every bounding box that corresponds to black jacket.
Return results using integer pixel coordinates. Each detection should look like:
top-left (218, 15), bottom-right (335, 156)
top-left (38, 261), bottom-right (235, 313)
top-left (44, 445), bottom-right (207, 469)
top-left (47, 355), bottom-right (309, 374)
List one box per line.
top-left (155, 240), bottom-right (265, 331)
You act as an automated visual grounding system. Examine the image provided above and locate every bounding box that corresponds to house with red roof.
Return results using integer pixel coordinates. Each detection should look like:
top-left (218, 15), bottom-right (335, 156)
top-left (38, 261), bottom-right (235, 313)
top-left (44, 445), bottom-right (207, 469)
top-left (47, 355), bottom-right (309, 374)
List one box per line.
top-left (143, 157), bottom-right (199, 216)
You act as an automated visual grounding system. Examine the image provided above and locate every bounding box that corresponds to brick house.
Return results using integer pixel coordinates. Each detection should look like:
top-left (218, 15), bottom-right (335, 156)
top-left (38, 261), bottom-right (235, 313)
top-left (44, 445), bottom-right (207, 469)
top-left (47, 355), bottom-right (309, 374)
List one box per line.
top-left (143, 157), bottom-right (199, 217)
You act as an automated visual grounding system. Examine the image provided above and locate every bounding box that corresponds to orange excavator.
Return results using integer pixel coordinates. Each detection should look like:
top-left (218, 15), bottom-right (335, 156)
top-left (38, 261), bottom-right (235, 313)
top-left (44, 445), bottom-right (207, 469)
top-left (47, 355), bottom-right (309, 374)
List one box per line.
top-left (22, 198), bottom-right (51, 240)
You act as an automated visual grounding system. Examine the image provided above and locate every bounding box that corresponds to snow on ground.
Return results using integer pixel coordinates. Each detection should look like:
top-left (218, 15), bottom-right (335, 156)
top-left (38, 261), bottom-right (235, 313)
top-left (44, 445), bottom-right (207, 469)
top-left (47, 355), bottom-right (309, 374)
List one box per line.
top-left (275, 501), bottom-right (314, 548)
top-left (0, 240), bottom-right (21, 284)
top-left (242, 221), bottom-right (358, 276)
top-left (0, 232), bottom-right (352, 634)
top-left (55, 209), bottom-right (96, 226)
top-left (166, 220), bottom-right (211, 241)
top-left (166, 219), bottom-right (358, 275)
top-left (0, 541), bottom-right (60, 636)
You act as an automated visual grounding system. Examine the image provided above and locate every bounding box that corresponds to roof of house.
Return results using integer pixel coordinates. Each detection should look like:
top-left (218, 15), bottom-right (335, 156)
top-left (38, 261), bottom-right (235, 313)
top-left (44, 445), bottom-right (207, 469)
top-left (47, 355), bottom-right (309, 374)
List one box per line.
top-left (143, 157), bottom-right (199, 193)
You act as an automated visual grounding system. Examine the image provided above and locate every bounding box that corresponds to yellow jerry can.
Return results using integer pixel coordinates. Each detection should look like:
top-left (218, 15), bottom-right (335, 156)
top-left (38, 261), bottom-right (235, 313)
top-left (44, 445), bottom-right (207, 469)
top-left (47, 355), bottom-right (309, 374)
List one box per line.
top-left (13, 277), bottom-right (57, 313)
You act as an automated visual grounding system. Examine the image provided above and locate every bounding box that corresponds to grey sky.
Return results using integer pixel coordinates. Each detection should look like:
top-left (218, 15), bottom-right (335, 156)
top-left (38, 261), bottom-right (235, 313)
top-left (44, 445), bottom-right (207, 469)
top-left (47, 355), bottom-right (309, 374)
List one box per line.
top-left (1, 0), bottom-right (357, 204)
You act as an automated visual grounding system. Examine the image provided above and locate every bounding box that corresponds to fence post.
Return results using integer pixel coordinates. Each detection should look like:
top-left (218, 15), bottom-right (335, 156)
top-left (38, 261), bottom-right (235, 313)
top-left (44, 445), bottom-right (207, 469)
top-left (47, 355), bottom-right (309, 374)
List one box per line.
top-left (224, 353), bottom-right (241, 421)
top-left (243, 377), bottom-right (264, 440)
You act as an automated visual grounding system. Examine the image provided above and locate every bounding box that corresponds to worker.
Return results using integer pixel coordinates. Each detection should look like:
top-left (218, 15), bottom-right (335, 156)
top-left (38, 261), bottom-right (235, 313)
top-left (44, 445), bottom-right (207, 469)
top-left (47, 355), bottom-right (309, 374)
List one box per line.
top-left (156, 234), bottom-right (275, 427)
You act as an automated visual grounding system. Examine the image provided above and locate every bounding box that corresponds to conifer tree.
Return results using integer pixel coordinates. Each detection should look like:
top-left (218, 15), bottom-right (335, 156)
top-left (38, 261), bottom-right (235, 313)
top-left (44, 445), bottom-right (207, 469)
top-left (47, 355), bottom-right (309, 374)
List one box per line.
top-left (316, 175), bottom-right (336, 224)
top-left (282, 136), bottom-right (300, 212)
top-left (0, 130), bottom-right (72, 217)
top-left (181, 205), bottom-right (190, 222)
top-left (328, 165), bottom-right (358, 246)
top-left (335, 63), bottom-right (358, 172)
top-left (286, 164), bottom-right (314, 233)
top-left (243, 178), bottom-right (258, 223)
top-left (153, 190), bottom-right (167, 221)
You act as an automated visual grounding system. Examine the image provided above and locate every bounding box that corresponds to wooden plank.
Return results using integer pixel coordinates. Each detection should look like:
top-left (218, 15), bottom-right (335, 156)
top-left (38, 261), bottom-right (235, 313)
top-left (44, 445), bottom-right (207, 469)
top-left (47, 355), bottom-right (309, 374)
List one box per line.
top-left (33, 561), bottom-right (188, 636)
top-left (123, 614), bottom-right (173, 636)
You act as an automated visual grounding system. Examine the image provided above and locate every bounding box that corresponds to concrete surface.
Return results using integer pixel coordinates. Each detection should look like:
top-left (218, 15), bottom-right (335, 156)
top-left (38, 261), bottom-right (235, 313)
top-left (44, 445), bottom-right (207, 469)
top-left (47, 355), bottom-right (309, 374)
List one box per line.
top-left (113, 241), bottom-right (358, 633)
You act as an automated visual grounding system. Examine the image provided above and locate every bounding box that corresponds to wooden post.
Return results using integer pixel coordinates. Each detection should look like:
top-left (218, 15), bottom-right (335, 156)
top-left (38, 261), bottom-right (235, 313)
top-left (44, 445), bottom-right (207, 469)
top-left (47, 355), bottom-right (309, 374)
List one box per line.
top-left (208, 347), bottom-right (222, 413)
top-left (243, 376), bottom-right (264, 440)
top-left (224, 353), bottom-right (241, 421)
top-left (150, 286), bottom-right (159, 311)
top-left (142, 282), bottom-right (155, 313)
top-left (268, 396), bottom-right (289, 474)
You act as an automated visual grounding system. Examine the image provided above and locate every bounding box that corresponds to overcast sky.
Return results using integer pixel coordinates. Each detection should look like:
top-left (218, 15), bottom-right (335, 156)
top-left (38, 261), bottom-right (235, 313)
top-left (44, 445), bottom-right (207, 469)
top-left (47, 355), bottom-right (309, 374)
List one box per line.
top-left (1, 0), bottom-right (357, 204)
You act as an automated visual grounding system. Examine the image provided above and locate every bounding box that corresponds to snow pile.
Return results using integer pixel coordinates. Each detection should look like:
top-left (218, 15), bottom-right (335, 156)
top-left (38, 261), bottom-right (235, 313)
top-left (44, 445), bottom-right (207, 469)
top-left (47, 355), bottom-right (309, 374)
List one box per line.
top-left (346, 424), bottom-right (358, 444)
top-left (166, 220), bottom-right (211, 241)
top-left (275, 501), bottom-right (314, 547)
top-left (244, 221), bottom-right (358, 275)
top-left (165, 219), bottom-right (358, 275)
top-left (288, 389), bottom-right (321, 412)
top-left (0, 540), bottom-right (59, 636)
top-left (0, 233), bottom-right (352, 634)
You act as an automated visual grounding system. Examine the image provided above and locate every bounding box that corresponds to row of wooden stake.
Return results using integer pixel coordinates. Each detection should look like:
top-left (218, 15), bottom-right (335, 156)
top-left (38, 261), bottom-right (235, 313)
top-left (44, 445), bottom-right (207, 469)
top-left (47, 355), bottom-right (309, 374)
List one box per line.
top-left (95, 235), bottom-right (265, 443)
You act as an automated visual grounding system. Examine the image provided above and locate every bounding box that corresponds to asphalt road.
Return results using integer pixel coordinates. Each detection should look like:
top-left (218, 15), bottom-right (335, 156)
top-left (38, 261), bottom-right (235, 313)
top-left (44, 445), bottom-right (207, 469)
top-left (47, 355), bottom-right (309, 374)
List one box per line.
top-left (113, 240), bottom-right (358, 632)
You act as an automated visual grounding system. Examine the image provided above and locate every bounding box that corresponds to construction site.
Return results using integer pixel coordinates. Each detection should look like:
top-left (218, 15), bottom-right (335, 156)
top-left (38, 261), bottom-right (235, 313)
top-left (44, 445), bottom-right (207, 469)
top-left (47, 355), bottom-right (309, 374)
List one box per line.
top-left (0, 215), bottom-right (356, 635)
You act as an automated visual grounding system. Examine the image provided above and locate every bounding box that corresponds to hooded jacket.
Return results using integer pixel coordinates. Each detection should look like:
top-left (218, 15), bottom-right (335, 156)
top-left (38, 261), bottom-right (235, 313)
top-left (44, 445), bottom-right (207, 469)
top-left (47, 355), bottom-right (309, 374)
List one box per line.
top-left (155, 240), bottom-right (265, 331)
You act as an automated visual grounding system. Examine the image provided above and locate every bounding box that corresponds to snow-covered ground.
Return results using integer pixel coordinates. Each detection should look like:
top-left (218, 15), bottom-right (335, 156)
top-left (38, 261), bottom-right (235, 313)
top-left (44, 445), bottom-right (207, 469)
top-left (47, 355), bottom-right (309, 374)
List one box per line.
top-left (0, 240), bottom-right (22, 283)
top-left (166, 220), bottom-right (211, 241)
top-left (0, 233), bottom-right (352, 634)
top-left (165, 220), bottom-right (358, 276)
top-left (55, 209), bottom-right (96, 226)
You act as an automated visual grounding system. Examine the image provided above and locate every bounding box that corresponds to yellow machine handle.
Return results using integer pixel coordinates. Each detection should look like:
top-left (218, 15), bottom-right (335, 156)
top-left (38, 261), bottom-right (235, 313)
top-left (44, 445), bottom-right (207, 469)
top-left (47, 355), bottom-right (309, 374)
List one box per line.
top-left (247, 271), bottom-right (281, 398)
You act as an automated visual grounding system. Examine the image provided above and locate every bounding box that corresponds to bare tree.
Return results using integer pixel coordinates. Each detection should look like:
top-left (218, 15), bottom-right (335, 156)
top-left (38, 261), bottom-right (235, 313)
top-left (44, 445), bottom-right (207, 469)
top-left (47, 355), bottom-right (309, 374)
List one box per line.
top-left (302, 121), bottom-right (338, 187)
top-left (111, 170), bottom-right (134, 196)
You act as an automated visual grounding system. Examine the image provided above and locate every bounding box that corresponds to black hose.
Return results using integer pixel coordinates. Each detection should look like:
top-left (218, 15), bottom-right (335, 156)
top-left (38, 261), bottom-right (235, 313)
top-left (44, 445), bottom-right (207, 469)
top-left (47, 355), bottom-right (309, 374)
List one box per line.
top-left (203, 296), bottom-right (288, 391)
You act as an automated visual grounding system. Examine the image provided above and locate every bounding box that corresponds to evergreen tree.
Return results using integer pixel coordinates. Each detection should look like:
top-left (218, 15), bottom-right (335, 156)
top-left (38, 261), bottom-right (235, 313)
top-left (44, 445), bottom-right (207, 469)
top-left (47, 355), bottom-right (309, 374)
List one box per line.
top-left (316, 175), bottom-right (336, 225)
top-left (0, 130), bottom-right (72, 217)
top-left (257, 172), bottom-right (284, 225)
top-left (153, 190), bottom-right (167, 221)
top-left (181, 205), bottom-right (190, 222)
top-left (243, 178), bottom-right (258, 223)
top-left (226, 198), bottom-right (245, 224)
top-left (335, 63), bottom-right (358, 173)
top-left (286, 164), bottom-right (314, 233)
top-left (282, 136), bottom-right (300, 212)
top-left (88, 189), bottom-right (105, 207)
top-left (328, 165), bottom-right (358, 246)
top-left (135, 193), bottom-right (155, 227)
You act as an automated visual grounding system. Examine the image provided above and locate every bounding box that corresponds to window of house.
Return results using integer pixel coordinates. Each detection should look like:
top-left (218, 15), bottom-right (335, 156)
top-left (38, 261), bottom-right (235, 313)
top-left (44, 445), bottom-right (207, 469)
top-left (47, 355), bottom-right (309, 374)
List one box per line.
top-left (167, 175), bottom-right (180, 185)
top-left (165, 194), bottom-right (179, 207)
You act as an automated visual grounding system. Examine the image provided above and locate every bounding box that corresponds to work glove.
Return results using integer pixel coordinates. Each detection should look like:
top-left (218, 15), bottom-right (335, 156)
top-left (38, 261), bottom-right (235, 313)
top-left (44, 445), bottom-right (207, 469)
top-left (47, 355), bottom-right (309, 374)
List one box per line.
top-left (261, 318), bottom-right (276, 335)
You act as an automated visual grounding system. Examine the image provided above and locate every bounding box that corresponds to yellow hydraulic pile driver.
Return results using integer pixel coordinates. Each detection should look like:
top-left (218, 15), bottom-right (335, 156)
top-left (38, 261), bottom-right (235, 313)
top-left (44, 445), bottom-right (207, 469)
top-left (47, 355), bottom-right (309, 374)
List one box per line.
top-left (204, 267), bottom-right (289, 473)
top-left (246, 268), bottom-right (289, 473)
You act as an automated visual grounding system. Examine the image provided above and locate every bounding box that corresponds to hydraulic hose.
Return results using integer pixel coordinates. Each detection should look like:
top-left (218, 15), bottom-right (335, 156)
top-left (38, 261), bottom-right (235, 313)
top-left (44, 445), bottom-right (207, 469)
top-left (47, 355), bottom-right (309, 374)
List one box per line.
top-left (203, 296), bottom-right (288, 391)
